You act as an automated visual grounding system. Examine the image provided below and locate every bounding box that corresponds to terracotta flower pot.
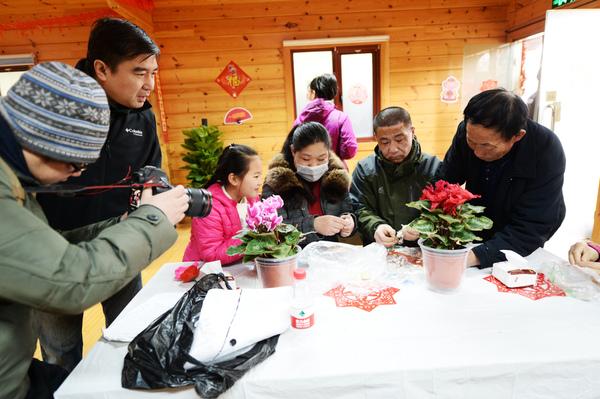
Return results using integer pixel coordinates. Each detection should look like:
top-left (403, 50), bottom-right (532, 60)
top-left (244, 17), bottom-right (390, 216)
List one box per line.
top-left (255, 252), bottom-right (298, 288)
top-left (418, 239), bottom-right (469, 293)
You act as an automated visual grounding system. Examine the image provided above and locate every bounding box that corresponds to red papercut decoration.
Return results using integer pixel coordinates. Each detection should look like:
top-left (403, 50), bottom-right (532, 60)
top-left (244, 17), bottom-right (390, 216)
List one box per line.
top-left (484, 273), bottom-right (566, 300)
top-left (224, 107), bottom-right (253, 124)
top-left (215, 61), bottom-right (251, 98)
top-left (388, 248), bottom-right (423, 266)
top-left (440, 76), bottom-right (460, 103)
top-left (154, 72), bottom-right (168, 143)
top-left (480, 79), bottom-right (498, 92)
top-left (324, 284), bottom-right (399, 312)
top-left (347, 83), bottom-right (368, 105)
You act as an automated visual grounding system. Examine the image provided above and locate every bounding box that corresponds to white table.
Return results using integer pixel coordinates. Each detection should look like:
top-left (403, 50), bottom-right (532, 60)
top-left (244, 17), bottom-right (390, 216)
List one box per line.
top-left (56, 250), bottom-right (600, 399)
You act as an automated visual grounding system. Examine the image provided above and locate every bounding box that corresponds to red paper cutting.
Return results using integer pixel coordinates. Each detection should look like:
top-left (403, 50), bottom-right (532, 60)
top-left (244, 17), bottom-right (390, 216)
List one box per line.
top-left (324, 284), bottom-right (399, 312)
top-left (484, 273), bottom-right (566, 300)
top-left (215, 61), bottom-right (251, 98)
top-left (388, 247), bottom-right (423, 266)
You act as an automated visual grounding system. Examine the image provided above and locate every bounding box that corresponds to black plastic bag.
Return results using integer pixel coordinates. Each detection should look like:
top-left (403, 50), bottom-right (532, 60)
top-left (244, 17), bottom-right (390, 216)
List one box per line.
top-left (122, 273), bottom-right (280, 398)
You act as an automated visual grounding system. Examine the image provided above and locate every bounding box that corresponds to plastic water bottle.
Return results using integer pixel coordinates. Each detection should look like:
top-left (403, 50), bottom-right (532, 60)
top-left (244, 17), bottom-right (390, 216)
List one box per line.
top-left (290, 268), bottom-right (314, 329)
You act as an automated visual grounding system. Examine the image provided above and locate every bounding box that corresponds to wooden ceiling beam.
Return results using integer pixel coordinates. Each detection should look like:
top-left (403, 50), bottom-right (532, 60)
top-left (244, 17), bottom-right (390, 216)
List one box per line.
top-left (105, 0), bottom-right (153, 33)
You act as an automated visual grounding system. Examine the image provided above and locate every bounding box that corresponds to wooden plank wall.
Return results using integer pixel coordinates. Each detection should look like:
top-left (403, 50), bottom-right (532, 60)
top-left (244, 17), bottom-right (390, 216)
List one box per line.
top-left (506, 0), bottom-right (600, 41)
top-left (1, 0), bottom-right (510, 185)
top-left (0, 26), bottom-right (91, 66)
top-left (152, 0), bottom-right (508, 184)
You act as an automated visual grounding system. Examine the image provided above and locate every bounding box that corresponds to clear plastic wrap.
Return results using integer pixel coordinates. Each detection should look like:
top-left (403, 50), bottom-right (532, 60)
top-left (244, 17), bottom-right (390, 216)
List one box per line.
top-left (528, 248), bottom-right (600, 301)
top-left (538, 261), bottom-right (600, 301)
top-left (297, 241), bottom-right (388, 292)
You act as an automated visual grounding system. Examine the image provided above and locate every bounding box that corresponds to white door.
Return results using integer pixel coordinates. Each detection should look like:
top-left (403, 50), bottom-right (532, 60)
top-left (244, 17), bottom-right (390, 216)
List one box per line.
top-left (540, 10), bottom-right (600, 257)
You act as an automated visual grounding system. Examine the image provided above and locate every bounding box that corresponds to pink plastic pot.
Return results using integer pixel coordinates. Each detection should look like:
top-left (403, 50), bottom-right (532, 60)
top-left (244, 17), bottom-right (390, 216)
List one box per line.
top-left (419, 239), bottom-right (469, 293)
top-left (255, 253), bottom-right (297, 288)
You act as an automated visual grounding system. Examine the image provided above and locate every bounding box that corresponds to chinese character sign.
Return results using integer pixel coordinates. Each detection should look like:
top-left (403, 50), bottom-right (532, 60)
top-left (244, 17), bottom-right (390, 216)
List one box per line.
top-left (215, 61), bottom-right (251, 98)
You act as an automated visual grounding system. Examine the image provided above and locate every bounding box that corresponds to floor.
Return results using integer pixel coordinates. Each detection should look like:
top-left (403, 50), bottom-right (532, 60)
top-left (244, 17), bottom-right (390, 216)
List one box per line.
top-left (34, 223), bottom-right (191, 359)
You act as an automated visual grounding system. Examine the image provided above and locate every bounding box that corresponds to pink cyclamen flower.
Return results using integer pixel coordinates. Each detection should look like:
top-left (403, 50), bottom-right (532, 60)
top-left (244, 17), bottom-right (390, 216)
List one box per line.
top-left (263, 195), bottom-right (284, 210)
top-left (246, 202), bottom-right (264, 231)
top-left (264, 213), bottom-right (283, 231)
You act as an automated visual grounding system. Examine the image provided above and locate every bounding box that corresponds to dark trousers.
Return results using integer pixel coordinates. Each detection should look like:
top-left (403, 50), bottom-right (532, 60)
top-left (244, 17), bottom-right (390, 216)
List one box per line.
top-left (34, 274), bottom-right (142, 371)
top-left (25, 358), bottom-right (69, 399)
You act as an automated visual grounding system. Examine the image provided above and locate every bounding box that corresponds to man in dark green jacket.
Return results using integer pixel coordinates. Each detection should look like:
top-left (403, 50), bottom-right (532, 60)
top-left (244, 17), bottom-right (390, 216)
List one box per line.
top-left (350, 107), bottom-right (441, 246)
top-left (0, 63), bottom-right (188, 399)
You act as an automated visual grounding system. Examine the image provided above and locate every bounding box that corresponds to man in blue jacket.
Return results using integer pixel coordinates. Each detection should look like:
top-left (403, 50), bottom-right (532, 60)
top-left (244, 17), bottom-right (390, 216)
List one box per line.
top-left (36, 18), bottom-right (163, 371)
top-left (439, 88), bottom-right (566, 269)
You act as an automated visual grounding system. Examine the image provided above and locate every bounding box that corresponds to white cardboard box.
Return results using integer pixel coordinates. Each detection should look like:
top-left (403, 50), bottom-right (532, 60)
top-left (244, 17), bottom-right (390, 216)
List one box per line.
top-left (492, 250), bottom-right (537, 288)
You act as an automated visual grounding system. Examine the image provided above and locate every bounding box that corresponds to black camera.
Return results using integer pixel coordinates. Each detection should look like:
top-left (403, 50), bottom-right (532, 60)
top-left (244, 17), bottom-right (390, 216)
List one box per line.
top-left (132, 166), bottom-right (212, 218)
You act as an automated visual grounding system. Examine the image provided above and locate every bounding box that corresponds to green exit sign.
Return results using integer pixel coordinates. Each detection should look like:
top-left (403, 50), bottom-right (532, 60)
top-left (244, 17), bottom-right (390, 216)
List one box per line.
top-left (552, 0), bottom-right (576, 7)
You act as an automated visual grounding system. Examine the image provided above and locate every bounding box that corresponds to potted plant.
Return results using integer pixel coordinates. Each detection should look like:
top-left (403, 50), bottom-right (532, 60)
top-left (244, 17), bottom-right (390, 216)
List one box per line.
top-left (406, 180), bottom-right (493, 292)
top-left (181, 125), bottom-right (223, 188)
top-left (227, 195), bottom-right (302, 288)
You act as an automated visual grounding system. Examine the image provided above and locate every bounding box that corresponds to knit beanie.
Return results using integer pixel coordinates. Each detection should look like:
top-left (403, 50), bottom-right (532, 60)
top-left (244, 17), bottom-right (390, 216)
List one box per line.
top-left (0, 61), bottom-right (109, 163)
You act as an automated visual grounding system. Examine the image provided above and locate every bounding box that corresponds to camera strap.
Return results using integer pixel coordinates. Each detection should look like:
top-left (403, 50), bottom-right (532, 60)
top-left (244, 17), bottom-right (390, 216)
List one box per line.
top-left (24, 183), bottom-right (162, 195)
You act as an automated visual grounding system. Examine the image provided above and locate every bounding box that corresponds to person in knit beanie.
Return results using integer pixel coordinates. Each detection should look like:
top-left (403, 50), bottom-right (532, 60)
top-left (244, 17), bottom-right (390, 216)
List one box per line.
top-left (0, 61), bottom-right (110, 183)
top-left (36, 18), bottom-right (164, 372)
top-left (0, 62), bottom-right (189, 399)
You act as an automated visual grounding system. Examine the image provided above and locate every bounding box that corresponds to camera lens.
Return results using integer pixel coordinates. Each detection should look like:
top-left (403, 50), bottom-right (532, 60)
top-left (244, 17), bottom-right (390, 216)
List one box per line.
top-left (185, 188), bottom-right (212, 217)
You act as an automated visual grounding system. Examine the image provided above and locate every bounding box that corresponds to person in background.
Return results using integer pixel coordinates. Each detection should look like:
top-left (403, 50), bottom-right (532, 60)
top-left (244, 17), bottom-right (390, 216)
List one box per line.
top-left (568, 241), bottom-right (600, 271)
top-left (350, 107), bottom-right (441, 246)
top-left (0, 62), bottom-right (188, 399)
top-left (35, 17), bottom-right (163, 372)
top-left (183, 144), bottom-right (262, 265)
top-left (262, 122), bottom-right (356, 246)
top-left (439, 88), bottom-right (566, 269)
top-left (293, 73), bottom-right (357, 166)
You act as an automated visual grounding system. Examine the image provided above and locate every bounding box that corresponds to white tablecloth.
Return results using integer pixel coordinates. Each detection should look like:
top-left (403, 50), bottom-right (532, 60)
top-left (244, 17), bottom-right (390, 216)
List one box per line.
top-left (55, 250), bottom-right (600, 399)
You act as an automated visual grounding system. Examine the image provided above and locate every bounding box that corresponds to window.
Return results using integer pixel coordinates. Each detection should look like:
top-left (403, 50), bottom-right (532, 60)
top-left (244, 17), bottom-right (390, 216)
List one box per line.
top-left (285, 37), bottom-right (387, 140)
top-left (0, 71), bottom-right (24, 96)
top-left (0, 54), bottom-right (34, 96)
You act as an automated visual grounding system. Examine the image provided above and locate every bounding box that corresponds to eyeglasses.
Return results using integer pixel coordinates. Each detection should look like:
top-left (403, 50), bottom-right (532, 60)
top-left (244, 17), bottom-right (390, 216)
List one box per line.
top-left (70, 162), bottom-right (89, 173)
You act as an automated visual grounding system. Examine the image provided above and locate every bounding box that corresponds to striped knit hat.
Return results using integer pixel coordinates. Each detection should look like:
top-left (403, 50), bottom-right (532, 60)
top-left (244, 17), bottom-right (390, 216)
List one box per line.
top-left (0, 62), bottom-right (110, 163)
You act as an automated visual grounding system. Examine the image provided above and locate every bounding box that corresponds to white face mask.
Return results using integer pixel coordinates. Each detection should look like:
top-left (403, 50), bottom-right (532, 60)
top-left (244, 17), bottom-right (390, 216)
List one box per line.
top-left (296, 163), bottom-right (328, 182)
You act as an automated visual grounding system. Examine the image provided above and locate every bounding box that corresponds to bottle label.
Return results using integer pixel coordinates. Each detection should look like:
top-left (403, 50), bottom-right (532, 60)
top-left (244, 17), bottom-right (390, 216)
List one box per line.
top-left (290, 309), bottom-right (314, 329)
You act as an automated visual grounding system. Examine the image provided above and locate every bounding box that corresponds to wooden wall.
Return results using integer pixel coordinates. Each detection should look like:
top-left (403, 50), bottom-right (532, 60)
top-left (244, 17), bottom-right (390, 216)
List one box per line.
top-left (1, 0), bottom-right (511, 185)
top-left (0, 26), bottom-right (91, 66)
top-left (506, 0), bottom-right (600, 41)
top-left (151, 0), bottom-right (509, 184)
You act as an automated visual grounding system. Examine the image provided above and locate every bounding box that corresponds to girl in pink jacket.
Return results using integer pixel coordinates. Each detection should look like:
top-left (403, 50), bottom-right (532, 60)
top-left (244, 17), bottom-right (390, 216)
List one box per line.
top-left (183, 144), bottom-right (262, 265)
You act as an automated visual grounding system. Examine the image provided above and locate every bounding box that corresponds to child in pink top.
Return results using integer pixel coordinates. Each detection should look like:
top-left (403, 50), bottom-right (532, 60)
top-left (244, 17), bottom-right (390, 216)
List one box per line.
top-left (183, 144), bottom-right (262, 265)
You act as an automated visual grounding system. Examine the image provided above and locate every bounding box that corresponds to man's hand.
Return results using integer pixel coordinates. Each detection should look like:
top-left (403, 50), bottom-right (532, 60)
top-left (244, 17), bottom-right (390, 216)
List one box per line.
top-left (374, 224), bottom-right (397, 247)
top-left (340, 214), bottom-right (355, 237)
top-left (400, 225), bottom-right (420, 241)
top-left (466, 250), bottom-right (480, 268)
top-left (140, 186), bottom-right (189, 225)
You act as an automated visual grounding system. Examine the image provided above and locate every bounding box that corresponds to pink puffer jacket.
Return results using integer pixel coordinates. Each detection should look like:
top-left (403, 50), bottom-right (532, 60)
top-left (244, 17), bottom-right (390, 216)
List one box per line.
top-left (183, 183), bottom-right (257, 265)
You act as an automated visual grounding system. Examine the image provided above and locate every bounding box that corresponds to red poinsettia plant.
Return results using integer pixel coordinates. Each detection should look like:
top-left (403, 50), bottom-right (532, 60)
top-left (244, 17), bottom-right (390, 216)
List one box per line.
top-left (406, 180), bottom-right (493, 250)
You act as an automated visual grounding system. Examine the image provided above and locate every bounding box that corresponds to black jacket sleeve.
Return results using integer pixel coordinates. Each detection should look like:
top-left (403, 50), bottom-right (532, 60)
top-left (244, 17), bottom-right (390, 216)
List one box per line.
top-left (472, 137), bottom-right (566, 268)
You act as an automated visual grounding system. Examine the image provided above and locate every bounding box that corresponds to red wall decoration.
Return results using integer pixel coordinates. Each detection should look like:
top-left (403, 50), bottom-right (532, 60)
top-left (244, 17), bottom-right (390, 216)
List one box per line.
top-left (215, 61), bottom-right (251, 99)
